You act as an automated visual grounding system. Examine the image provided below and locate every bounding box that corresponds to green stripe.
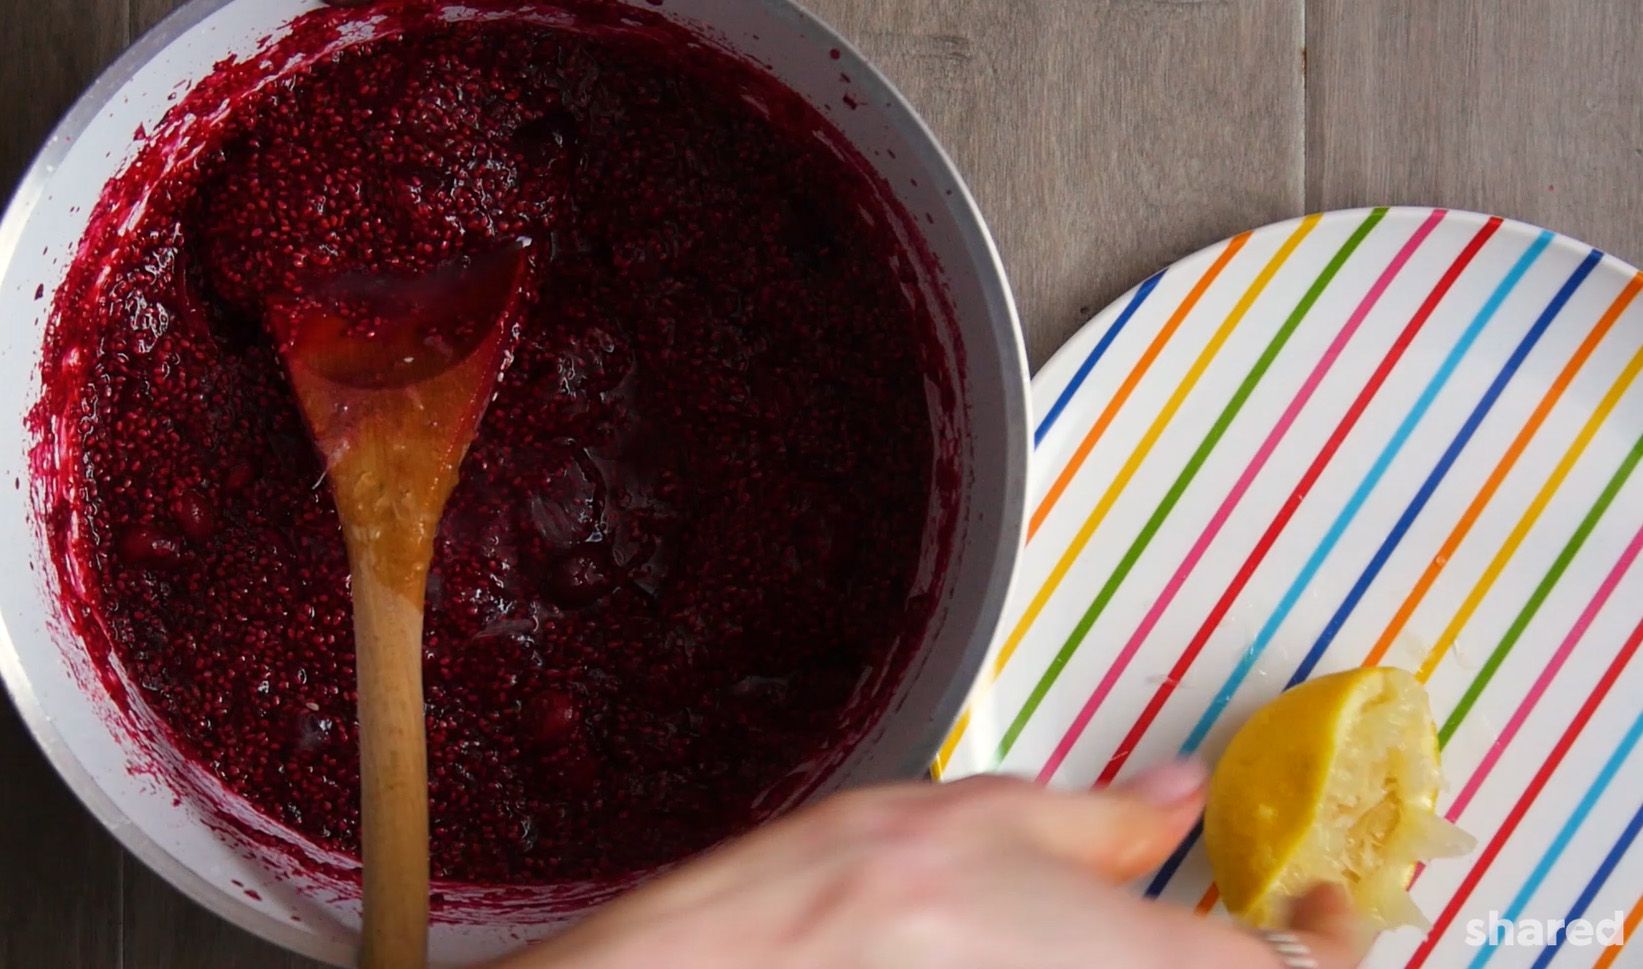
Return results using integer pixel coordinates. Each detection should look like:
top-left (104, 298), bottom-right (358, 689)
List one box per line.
top-left (992, 207), bottom-right (1388, 764)
top-left (1440, 425), bottom-right (1643, 747)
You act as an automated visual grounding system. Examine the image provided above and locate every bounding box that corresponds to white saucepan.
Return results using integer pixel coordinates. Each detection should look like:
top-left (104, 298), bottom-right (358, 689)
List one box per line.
top-left (0, 1), bottom-right (1028, 964)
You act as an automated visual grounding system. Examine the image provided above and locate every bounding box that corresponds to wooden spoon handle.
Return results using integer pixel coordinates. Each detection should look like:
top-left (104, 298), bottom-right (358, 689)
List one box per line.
top-left (273, 248), bottom-right (531, 967)
top-left (353, 571), bottom-right (431, 969)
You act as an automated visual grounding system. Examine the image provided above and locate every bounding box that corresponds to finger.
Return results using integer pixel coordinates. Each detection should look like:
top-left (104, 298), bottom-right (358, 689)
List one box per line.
top-left (939, 760), bottom-right (1207, 881)
top-left (1140, 917), bottom-right (1370, 969)
top-left (598, 781), bottom-right (941, 918)
top-left (1054, 758), bottom-right (1207, 880)
top-left (1053, 889), bottom-right (1361, 969)
top-left (604, 759), bottom-right (1207, 923)
top-left (1286, 883), bottom-right (1377, 965)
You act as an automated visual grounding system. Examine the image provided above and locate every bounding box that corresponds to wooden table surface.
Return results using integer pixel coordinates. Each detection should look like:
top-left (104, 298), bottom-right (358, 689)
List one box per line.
top-left (1, 1), bottom-right (1639, 966)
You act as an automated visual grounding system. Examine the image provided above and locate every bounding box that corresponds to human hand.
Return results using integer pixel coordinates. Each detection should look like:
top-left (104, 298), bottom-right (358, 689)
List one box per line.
top-left (490, 761), bottom-right (1372, 969)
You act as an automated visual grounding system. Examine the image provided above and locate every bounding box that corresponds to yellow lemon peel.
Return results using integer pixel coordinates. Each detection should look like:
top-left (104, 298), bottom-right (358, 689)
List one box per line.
top-left (1203, 668), bottom-right (1476, 930)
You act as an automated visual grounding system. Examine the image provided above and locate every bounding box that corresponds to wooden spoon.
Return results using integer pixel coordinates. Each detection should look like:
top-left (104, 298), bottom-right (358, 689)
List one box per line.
top-left (269, 245), bottom-right (531, 969)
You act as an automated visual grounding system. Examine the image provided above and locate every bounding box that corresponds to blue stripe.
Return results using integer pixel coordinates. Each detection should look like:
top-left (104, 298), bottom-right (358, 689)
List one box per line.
top-left (1143, 229), bottom-right (1556, 900)
top-left (1179, 229), bottom-right (1554, 754)
top-left (1289, 247), bottom-right (1603, 686)
top-left (1033, 270), bottom-right (1164, 447)
top-left (1146, 820), bottom-right (1202, 898)
top-left (1469, 707), bottom-right (1643, 969)
top-left (1528, 800), bottom-right (1643, 969)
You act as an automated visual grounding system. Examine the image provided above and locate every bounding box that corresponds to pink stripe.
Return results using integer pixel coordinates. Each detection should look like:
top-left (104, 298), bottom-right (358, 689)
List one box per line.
top-left (1443, 516), bottom-right (1643, 822)
top-left (1036, 209), bottom-right (1447, 783)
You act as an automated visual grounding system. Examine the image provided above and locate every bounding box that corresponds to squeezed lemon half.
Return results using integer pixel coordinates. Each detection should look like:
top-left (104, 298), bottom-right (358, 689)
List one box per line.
top-left (1203, 667), bottom-right (1476, 930)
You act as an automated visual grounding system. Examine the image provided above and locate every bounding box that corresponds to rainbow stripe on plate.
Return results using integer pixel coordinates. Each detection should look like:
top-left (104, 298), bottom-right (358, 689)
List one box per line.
top-left (938, 208), bottom-right (1643, 968)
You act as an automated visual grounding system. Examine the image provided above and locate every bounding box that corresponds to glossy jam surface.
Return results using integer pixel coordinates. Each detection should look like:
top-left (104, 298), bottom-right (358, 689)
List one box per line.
top-left (53, 15), bottom-right (938, 885)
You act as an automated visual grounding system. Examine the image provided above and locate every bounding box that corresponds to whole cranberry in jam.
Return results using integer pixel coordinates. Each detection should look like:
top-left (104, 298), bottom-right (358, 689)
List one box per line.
top-left (117, 524), bottom-right (185, 569)
top-left (170, 489), bottom-right (217, 541)
top-left (525, 688), bottom-right (582, 749)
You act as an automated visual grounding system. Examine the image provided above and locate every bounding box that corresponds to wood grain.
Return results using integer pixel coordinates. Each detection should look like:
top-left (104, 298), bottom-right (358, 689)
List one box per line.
top-left (809, 0), bottom-right (1304, 366)
top-left (0, 0), bottom-right (1639, 967)
top-left (0, 702), bottom-right (122, 968)
top-left (130, 0), bottom-right (187, 36)
top-left (1306, 0), bottom-right (1643, 265)
top-left (0, 0), bottom-right (128, 196)
top-left (123, 864), bottom-right (322, 969)
top-left (0, 1), bottom-right (131, 967)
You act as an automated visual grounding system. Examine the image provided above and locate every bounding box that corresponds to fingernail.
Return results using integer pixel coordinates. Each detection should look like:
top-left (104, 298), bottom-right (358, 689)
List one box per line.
top-left (1116, 758), bottom-right (1208, 806)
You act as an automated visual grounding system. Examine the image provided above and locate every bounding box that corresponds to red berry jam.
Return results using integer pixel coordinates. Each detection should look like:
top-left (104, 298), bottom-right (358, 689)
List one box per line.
top-left (46, 10), bottom-right (945, 886)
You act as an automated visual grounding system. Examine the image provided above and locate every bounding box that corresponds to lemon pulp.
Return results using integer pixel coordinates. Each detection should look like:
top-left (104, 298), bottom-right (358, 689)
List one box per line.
top-left (1203, 668), bottom-right (1475, 930)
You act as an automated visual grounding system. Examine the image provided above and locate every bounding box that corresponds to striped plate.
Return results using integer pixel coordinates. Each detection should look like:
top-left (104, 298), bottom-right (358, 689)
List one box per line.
top-left (936, 208), bottom-right (1643, 969)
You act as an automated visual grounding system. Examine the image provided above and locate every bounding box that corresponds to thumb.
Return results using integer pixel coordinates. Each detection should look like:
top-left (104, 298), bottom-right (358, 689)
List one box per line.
top-left (1287, 882), bottom-right (1378, 965)
top-left (1000, 758), bottom-right (1207, 881)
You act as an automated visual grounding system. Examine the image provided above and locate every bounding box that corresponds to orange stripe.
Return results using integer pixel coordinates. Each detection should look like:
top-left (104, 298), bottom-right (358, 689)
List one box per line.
top-left (1195, 885), bottom-right (1220, 915)
top-left (1362, 271), bottom-right (1643, 668)
top-left (1412, 317), bottom-right (1643, 683)
top-left (1026, 233), bottom-right (1250, 540)
top-left (1592, 892), bottom-right (1643, 969)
